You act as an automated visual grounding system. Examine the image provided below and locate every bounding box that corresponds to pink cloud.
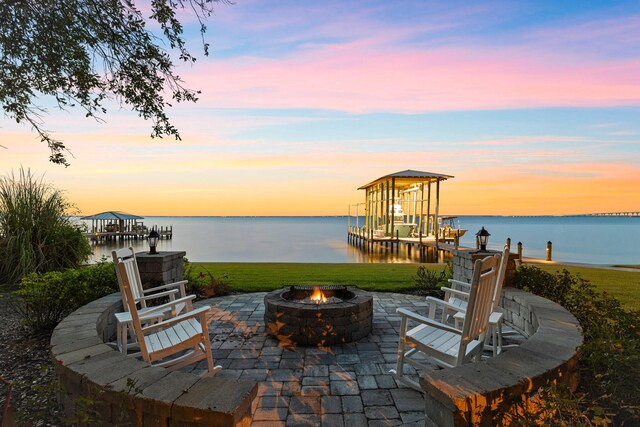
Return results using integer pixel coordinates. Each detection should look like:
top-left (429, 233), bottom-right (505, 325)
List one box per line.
top-left (185, 43), bottom-right (640, 112)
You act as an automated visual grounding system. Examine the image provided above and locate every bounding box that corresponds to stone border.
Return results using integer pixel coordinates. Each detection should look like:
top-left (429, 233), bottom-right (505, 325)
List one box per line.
top-left (51, 294), bottom-right (257, 426)
top-left (420, 287), bottom-right (583, 427)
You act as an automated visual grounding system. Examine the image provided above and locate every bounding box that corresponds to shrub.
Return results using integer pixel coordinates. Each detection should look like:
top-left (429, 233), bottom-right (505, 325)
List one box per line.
top-left (183, 258), bottom-right (230, 298)
top-left (0, 168), bottom-right (92, 283)
top-left (514, 265), bottom-right (640, 425)
top-left (413, 262), bottom-right (452, 297)
top-left (14, 260), bottom-right (118, 330)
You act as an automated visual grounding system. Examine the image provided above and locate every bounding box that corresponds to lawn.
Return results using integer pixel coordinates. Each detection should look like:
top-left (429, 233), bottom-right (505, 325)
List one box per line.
top-left (532, 263), bottom-right (640, 310)
top-left (189, 262), bottom-right (438, 293)
top-left (192, 262), bottom-right (640, 310)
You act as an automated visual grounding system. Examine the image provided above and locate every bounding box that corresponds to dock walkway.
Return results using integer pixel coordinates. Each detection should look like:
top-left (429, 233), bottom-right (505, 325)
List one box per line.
top-left (347, 226), bottom-right (459, 261)
top-left (85, 226), bottom-right (173, 242)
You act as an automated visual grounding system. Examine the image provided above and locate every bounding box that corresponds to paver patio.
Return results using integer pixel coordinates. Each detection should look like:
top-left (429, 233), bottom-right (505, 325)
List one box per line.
top-left (188, 292), bottom-right (522, 427)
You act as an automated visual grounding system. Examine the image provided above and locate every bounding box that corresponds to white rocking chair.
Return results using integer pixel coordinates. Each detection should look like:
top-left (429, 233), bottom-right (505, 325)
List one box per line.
top-left (390, 254), bottom-right (499, 391)
top-left (112, 248), bottom-right (190, 354)
top-left (441, 245), bottom-right (510, 355)
top-left (115, 256), bottom-right (221, 376)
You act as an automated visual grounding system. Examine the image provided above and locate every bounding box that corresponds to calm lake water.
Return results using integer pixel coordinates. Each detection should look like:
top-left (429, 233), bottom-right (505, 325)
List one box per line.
top-left (81, 216), bottom-right (640, 265)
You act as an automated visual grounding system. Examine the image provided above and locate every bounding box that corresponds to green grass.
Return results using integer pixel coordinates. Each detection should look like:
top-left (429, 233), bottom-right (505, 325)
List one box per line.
top-left (193, 262), bottom-right (640, 311)
top-left (613, 265), bottom-right (640, 269)
top-left (529, 263), bottom-right (640, 311)
top-left (190, 262), bottom-right (449, 293)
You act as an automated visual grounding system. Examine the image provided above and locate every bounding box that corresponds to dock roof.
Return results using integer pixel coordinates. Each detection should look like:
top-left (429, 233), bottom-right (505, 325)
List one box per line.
top-left (358, 169), bottom-right (454, 190)
top-left (80, 211), bottom-right (144, 221)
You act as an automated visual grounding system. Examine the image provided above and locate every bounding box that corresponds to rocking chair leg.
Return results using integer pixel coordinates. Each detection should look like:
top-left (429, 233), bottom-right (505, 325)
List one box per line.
top-left (492, 326), bottom-right (498, 357)
top-left (200, 314), bottom-right (221, 377)
top-left (390, 316), bottom-right (408, 382)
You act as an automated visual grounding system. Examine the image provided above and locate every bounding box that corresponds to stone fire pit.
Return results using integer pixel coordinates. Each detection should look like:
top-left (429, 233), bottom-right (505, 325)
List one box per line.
top-left (264, 285), bottom-right (373, 346)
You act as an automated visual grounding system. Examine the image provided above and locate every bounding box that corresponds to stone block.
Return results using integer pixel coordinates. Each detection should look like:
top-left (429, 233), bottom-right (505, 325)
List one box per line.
top-left (55, 343), bottom-right (113, 366)
top-left (172, 378), bottom-right (257, 426)
top-left (69, 351), bottom-right (148, 388)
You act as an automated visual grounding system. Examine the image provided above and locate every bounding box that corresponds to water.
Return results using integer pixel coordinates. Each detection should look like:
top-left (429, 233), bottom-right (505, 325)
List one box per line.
top-left (80, 216), bottom-right (640, 265)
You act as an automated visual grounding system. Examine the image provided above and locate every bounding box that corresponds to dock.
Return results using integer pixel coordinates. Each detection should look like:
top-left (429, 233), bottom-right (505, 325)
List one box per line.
top-left (347, 225), bottom-right (460, 262)
top-left (85, 226), bottom-right (173, 242)
top-left (349, 170), bottom-right (463, 262)
top-left (80, 211), bottom-right (173, 242)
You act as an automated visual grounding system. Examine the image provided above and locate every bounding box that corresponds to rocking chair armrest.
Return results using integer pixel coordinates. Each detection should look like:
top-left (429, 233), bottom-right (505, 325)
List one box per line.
top-left (396, 308), bottom-right (461, 335)
top-left (448, 279), bottom-right (472, 291)
top-left (425, 296), bottom-right (468, 314)
top-left (136, 289), bottom-right (178, 303)
top-left (143, 280), bottom-right (188, 296)
top-left (142, 305), bottom-right (210, 332)
top-left (140, 295), bottom-right (196, 316)
top-left (440, 287), bottom-right (470, 299)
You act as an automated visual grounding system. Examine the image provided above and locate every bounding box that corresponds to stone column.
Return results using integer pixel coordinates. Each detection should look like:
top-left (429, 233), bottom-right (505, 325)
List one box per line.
top-left (452, 248), bottom-right (517, 287)
top-left (135, 251), bottom-right (186, 288)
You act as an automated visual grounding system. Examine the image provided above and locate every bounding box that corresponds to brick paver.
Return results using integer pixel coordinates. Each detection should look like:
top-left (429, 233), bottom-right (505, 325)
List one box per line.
top-left (193, 292), bottom-right (523, 426)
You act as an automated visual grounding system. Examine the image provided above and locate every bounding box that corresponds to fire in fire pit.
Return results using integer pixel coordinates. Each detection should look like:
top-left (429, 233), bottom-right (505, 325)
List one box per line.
top-left (264, 285), bottom-right (373, 346)
top-left (286, 285), bottom-right (350, 305)
top-left (309, 286), bottom-right (328, 304)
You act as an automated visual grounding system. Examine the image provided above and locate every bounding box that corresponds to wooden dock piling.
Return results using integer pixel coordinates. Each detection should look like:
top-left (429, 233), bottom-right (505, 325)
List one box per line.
top-left (517, 242), bottom-right (523, 261)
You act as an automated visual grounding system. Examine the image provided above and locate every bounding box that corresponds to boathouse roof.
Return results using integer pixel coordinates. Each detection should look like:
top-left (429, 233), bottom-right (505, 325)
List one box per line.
top-left (80, 211), bottom-right (144, 221)
top-left (357, 170), bottom-right (454, 190)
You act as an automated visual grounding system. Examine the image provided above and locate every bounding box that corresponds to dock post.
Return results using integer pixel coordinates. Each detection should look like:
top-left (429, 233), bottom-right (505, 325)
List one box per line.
top-left (453, 235), bottom-right (459, 249)
top-left (546, 241), bottom-right (552, 261)
top-left (506, 237), bottom-right (511, 250)
top-left (517, 242), bottom-right (523, 261)
top-left (363, 229), bottom-right (367, 253)
top-left (365, 229), bottom-right (369, 252)
top-left (395, 230), bottom-right (399, 254)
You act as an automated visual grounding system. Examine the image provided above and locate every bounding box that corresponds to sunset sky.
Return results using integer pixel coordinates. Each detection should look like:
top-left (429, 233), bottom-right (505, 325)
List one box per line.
top-left (2, 0), bottom-right (639, 216)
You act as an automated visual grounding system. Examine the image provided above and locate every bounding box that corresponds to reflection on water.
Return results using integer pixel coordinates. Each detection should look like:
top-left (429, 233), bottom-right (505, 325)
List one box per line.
top-left (82, 216), bottom-right (640, 264)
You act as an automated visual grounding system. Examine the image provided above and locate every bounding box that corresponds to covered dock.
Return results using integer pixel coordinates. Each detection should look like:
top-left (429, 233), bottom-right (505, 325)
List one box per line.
top-left (348, 170), bottom-right (459, 260)
top-left (81, 211), bottom-right (172, 241)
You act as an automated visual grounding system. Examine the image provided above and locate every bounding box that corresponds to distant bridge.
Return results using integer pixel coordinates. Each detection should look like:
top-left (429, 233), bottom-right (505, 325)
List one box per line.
top-left (580, 212), bottom-right (640, 217)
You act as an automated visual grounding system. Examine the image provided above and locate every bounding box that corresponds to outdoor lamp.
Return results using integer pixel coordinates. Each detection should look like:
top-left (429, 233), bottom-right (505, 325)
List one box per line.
top-left (148, 229), bottom-right (160, 255)
top-left (476, 227), bottom-right (490, 251)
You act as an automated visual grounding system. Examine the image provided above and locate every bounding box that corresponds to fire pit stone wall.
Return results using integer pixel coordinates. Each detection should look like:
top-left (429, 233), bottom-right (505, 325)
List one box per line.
top-left (264, 286), bottom-right (373, 346)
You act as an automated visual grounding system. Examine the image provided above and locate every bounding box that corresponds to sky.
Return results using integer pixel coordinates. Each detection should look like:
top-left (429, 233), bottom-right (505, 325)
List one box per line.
top-left (1, 0), bottom-right (640, 216)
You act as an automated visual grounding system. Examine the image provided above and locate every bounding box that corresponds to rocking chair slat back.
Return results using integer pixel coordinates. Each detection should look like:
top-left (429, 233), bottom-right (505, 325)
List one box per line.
top-left (112, 247), bottom-right (145, 310)
top-left (460, 254), bottom-right (499, 349)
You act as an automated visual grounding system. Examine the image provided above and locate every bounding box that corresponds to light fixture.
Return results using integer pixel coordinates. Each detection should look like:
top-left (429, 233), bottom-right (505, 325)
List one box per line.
top-left (148, 228), bottom-right (160, 255)
top-left (476, 227), bottom-right (490, 251)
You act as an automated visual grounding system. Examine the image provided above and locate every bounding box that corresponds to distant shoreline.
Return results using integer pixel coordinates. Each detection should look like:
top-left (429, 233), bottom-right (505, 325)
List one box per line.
top-left (73, 214), bottom-right (639, 218)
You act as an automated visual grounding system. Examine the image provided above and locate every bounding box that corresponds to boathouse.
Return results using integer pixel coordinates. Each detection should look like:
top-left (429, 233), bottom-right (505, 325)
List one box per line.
top-left (80, 211), bottom-right (175, 242)
top-left (81, 211), bottom-right (145, 235)
top-left (348, 170), bottom-right (455, 258)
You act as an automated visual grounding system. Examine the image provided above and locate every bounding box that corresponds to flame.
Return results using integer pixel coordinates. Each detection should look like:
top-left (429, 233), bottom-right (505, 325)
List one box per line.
top-left (310, 286), bottom-right (327, 304)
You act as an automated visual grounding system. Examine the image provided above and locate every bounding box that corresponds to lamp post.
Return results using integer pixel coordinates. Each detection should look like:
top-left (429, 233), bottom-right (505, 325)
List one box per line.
top-left (148, 228), bottom-right (160, 255)
top-left (476, 227), bottom-right (490, 251)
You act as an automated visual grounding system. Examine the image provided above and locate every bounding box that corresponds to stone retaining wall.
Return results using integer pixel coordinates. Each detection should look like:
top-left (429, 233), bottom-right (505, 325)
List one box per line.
top-left (420, 287), bottom-right (583, 427)
top-left (452, 248), bottom-right (519, 287)
top-left (51, 294), bottom-right (257, 426)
